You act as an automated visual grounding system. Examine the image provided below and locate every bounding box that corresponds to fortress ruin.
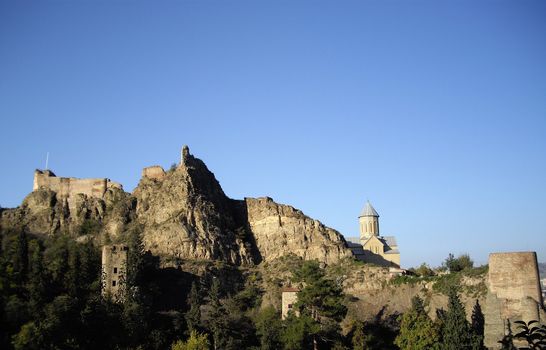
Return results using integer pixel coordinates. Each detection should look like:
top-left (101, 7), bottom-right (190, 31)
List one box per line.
top-left (484, 252), bottom-right (546, 348)
top-left (33, 169), bottom-right (122, 199)
top-left (101, 244), bottom-right (128, 302)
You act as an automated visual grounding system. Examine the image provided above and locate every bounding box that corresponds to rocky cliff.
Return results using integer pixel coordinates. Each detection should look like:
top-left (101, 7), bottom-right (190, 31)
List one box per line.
top-left (0, 146), bottom-right (352, 266)
top-left (243, 197), bottom-right (350, 264)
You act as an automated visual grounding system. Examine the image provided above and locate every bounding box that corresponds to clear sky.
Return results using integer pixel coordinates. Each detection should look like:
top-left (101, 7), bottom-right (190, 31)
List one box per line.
top-left (1, 0), bottom-right (545, 268)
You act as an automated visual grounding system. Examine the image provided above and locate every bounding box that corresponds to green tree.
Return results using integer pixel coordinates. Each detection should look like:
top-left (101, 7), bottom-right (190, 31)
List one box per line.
top-left (208, 278), bottom-right (228, 350)
top-left (444, 253), bottom-right (474, 273)
top-left (66, 244), bottom-right (80, 297)
top-left (27, 242), bottom-right (47, 313)
top-left (127, 226), bottom-right (146, 301)
top-left (255, 306), bottom-right (282, 350)
top-left (281, 314), bottom-right (320, 350)
top-left (12, 231), bottom-right (29, 283)
top-left (413, 263), bottom-right (435, 277)
top-left (186, 281), bottom-right (201, 333)
top-left (442, 288), bottom-right (472, 349)
top-left (294, 261), bottom-right (347, 322)
top-left (351, 320), bottom-right (374, 350)
top-left (395, 296), bottom-right (440, 350)
top-left (513, 320), bottom-right (546, 350)
top-left (171, 330), bottom-right (210, 350)
top-left (292, 260), bottom-right (347, 349)
top-left (11, 321), bottom-right (41, 350)
top-left (471, 299), bottom-right (485, 350)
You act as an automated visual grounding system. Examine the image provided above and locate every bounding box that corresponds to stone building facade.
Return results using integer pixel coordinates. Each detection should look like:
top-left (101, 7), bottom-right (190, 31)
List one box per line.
top-left (281, 287), bottom-right (300, 320)
top-left (345, 201), bottom-right (400, 267)
top-left (484, 252), bottom-right (546, 349)
top-left (101, 244), bottom-right (129, 302)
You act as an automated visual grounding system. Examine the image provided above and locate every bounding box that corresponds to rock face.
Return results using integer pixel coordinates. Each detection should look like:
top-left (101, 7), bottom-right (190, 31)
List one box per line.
top-left (0, 147), bottom-right (352, 266)
top-left (484, 252), bottom-right (546, 349)
top-left (243, 197), bottom-right (350, 264)
top-left (132, 150), bottom-right (254, 265)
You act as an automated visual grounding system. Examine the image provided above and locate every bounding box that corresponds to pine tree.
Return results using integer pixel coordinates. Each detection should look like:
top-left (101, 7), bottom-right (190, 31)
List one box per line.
top-left (471, 299), bottom-right (484, 350)
top-left (352, 320), bottom-right (372, 350)
top-left (27, 242), bottom-right (47, 314)
top-left (294, 260), bottom-right (347, 322)
top-left (208, 278), bottom-right (227, 350)
top-left (395, 296), bottom-right (440, 350)
top-left (255, 306), bottom-right (282, 350)
top-left (292, 260), bottom-right (347, 349)
top-left (186, 281), bottom-right (201, 333)
top-left (442, 288), bottom-right (472, 350)
top-left (126, 226), bottom-right (146, 303)
top-left (12, 231), bottom-right (29, 283)
top-left (66, 244), bottom-right (80, 297)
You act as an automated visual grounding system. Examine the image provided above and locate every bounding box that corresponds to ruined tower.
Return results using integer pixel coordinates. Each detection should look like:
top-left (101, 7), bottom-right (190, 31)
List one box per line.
top-left (101, 244), bottom-right (128, 302)
top-left (484, 252), bottom-right (546, 349)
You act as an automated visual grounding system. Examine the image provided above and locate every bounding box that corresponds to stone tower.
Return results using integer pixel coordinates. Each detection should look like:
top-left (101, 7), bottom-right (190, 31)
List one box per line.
top-left (101, 244), bottom-right (128, 302)
top-left (484, 252), bottom-right (546, 349)
top-left (359, 201), bottom-right (379, 242)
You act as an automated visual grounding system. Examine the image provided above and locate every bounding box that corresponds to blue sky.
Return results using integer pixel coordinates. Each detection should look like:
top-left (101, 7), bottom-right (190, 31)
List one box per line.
top-left (1, 0), bottom-right (545, 268)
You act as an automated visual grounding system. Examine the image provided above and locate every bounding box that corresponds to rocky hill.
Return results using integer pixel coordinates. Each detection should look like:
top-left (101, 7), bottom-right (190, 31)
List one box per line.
top-left (0, 146), bottom-right (350, 266)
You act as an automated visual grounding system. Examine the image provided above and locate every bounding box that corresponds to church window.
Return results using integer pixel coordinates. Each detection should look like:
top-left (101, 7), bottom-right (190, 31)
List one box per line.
top-left (288, 304), bottom-right (293, 309)
top-left (113, 267), bottom-right (118, 274)
top-left (112, 280), bottom-right (116, 286)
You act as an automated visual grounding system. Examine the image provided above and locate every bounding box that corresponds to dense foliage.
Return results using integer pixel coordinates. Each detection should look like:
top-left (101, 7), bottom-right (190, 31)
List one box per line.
top-left (0, 230), bottom-right (499, 350)
top-left (395, 296), bottom-right (440, 350)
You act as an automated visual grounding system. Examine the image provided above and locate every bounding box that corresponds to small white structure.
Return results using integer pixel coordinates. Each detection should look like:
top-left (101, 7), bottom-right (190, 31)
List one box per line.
top-left (281, 287), bottom-right (300, 320)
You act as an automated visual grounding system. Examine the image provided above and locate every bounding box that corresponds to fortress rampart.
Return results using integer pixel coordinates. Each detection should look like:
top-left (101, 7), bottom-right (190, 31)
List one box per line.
top-left (484, 252), bottom-right (545, 349)
top-left (33, 169), bottom-right (122, 199)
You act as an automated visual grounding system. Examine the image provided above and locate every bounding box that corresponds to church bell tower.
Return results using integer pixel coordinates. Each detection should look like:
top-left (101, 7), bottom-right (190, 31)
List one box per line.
top-left (359, 201), bottom-right (379, 242)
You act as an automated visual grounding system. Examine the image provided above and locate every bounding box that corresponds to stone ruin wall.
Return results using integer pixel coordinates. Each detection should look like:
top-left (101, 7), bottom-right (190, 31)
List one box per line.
top-left (33, 169), bottom-right (122, 199)
top-left (484, 252), bottom-right (546, 349)
top-left (101, 244), bottom-right (128, 302)
top-left (142, 165), bottom-right (166, 180)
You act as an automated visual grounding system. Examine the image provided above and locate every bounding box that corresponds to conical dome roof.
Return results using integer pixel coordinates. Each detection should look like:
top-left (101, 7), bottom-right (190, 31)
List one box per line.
top-left (359, 201), bottom-right (379, 217)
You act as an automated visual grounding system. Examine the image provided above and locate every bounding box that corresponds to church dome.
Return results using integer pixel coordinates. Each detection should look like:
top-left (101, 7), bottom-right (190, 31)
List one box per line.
top-left (359, 201), bottom-right (379, 217)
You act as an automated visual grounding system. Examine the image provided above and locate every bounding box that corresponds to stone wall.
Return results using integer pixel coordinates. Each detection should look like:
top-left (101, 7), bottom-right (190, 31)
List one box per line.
top-left (101, 244), bottom-right (128, 302)
top-left (33, 169), bottom-right (122, 199)
top-left (282, 288), bottom-right (300, 319)
top-left (484, 252), bottom-right (546, 349)
top-left (142, 165), bottom-right (166, 180)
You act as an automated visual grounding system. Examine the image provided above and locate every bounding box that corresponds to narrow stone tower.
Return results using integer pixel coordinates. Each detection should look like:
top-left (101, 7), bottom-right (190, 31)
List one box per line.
top-left (101, 244), bottom-right (128, 302)
top-left (359, 201), bottom-right (379, 242)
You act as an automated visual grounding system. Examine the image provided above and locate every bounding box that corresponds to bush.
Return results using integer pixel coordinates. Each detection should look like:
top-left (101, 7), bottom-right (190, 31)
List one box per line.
top-left (444, 254), bottom-right (473, 273)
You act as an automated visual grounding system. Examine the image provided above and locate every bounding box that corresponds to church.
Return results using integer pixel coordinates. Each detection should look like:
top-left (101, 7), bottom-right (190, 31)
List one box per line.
top-left (345, 201), bottom-right (401, 267)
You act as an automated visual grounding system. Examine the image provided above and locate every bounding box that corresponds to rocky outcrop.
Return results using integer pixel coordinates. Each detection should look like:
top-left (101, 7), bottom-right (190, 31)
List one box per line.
top-left (1, 146), bottom-right (352, 266)
top-left (0, 185), bottom-right (130, 237)
top-left (132, 149), bottom-right (254, 265)
top-left (243, 197), bottom-right (351, 264)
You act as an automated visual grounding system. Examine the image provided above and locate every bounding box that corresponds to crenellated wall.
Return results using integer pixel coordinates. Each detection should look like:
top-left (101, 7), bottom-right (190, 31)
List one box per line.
top-left (33, 169), bottom-right (122, 199)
